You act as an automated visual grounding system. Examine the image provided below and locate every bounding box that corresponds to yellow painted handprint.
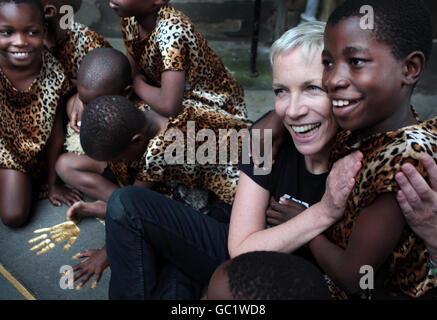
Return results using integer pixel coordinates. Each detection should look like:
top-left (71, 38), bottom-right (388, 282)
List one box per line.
top-left (29, 221), bottom-right (80, 255)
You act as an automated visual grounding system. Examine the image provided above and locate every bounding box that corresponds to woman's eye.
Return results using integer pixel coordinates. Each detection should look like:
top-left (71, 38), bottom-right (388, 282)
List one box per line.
top-left (29, 30), bottom-right (39, 36)
top-left (273, 88), bottom-right (286, 97)
top-left (307, 85), bottom-right (322, 92)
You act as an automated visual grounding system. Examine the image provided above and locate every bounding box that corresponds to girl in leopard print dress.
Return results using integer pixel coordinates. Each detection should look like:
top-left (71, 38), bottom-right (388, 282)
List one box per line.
top-left (110, 0), bottom-right (247, 120)
top-left (0, 0), bottom-right (80, 227)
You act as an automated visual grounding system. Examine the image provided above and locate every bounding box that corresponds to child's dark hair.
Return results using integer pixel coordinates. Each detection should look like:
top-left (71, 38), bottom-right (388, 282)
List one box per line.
top-left (41, 0), bottom-right (82, 13)
top-left (226, 251), bottom-right (330, 300)
top-left (77, 48), bottom-right (132, 94)
top-left (327, 0), bottom-right (433, 61)
top-left (0, 0), bottom-right (45, 22)
top-left (80, 95), bottom-right (146, 161)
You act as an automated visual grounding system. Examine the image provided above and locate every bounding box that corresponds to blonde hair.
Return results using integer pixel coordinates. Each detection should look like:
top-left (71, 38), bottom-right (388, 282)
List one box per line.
top-left (270, 21), bottom-right (326, 66)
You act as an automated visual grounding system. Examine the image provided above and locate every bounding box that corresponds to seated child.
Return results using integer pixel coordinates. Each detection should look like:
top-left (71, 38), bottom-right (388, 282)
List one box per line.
top-left (110, 0), bottom-right (247, 119)
top-left (55, 48), bottom-right (141, 203)
top-left (207, 251), bottom-right (330, 300)
top-left (41, 0), bottom-right (112, 131)
top-left (312, 0), bottom-right (437, 298)
top-left (73, 95), bottom-right (250, 291)
top-left (0, 0), bottom-right (80, 227)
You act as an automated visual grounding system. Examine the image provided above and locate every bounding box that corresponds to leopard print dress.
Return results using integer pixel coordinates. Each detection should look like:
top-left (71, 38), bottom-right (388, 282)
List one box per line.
top-left (120, 5), bottom-right (247, 120)
top-left (109, 104), bottom-right (252, 205)
top-left (0, 50), bottom-right (70, 175)
top-left (326, 113), bottom-right (437, 299)
top-left (48, 22), bottom-right (112, 81)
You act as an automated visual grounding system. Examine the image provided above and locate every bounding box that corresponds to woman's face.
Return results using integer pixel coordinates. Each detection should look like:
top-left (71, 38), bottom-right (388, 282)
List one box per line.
top-left (273, 48), bottom-right (338, 158)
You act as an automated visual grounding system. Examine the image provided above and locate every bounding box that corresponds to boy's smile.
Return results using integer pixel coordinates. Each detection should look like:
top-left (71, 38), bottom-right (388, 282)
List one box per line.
top-left (322, 17), bottom-right (411, 136)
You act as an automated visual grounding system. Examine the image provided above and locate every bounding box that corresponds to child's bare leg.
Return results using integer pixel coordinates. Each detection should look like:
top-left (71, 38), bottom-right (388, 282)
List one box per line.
top-left (56, 153), bottom-right (118, 202)
top-left (0, 169), bottom-right (32, 227)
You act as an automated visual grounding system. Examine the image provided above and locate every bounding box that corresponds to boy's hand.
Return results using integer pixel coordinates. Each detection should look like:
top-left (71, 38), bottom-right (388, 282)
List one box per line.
top-left (66, 93), bottom-right (84, 134)
top-left (29, 221), bottom-right (80, 255)
top-left (72, 247), bottom-right (109, 290)
top-left (320, 151), bottom-right (363, 221)
top-left (48, 184), bottom-right (83, 207)
top-left (267, 196), bottom-right (306, 226)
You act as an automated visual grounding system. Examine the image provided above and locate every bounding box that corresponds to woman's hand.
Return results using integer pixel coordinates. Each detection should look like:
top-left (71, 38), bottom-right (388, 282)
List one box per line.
top-left (320, 151), bottom-right (363, 221)
top-left (396, 154), bottom-right (437, 261)
top-left (48, 184), bottom-right (83, 207)
top-left (72, 247), bottom-right (109, 290)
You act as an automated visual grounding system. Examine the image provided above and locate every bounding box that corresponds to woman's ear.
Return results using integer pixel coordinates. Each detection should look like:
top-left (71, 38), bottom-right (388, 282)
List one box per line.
top-left (402, 51), bottom-right (426, 86)
top-left (44, 4), bottom-right (58, 19)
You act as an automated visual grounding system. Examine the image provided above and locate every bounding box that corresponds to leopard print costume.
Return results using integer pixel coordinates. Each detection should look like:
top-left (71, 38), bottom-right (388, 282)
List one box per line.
top-left (48, 22), bottom-right (111, 81)
top-left (112, 103), bottom-right (252, 205)
top-left (0, 50), bottom-right (69, 174)
top-left (326, 113), bottom-right (437, 299)
top-left (121, 5), bottom-right (247, 120)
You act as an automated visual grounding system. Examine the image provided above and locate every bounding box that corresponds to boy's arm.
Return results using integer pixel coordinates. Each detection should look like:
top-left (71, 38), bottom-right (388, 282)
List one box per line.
top-left (250, 110), bottom-right (286, 166)
top-left (309, 193), bottom-right (405, 294)
top-left (133, 70), bottom-right (185, 117)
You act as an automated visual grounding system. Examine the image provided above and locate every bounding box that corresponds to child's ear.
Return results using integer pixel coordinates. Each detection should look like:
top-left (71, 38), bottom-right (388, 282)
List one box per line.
top-left (43, 4), bottom-right (58, 19)
top-left (123, 85), bottom-right (134, 100)
top-left (130, 133), bottom-right (145, 146)
top-left (402, 51), bottom-right (426, 86)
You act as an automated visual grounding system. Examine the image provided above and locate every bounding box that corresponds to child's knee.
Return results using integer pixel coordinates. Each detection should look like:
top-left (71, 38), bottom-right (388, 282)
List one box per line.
top-left (107, 186), bottom-right (153, 223)
top-left (0, 209), bottom-right (29, 228)
top-left (55, 152), bottom-right (74, 178)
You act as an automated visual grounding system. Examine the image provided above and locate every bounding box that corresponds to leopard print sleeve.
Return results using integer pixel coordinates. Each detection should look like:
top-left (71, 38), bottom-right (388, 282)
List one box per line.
top-left (155, 14), bottom-right (191, 72)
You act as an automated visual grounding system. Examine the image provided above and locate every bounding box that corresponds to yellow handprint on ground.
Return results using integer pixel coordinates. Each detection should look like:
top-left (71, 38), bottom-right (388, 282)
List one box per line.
top-left (28, 221), bottom-right (80, 255)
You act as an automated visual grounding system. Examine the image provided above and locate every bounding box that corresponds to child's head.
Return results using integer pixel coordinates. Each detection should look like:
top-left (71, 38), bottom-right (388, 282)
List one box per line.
top-left (80, 95), bottom-right (152, 162)
top-left (207, 251), bottom-right (330, 300)
top-left (109, 0), bottom-right (169, 18)
top-left (0, 0), bottom-right (45, 69)
top-left (76, 48), bottom-right (132, 105)
top-left (322, 0), bottom-right (433, 132)
top-left (41, 0), bottom-right (82, 17)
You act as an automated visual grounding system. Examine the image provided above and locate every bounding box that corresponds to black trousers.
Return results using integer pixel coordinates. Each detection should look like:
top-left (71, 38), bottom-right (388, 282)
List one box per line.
top-left (106, 186), bottom-right (230, 300)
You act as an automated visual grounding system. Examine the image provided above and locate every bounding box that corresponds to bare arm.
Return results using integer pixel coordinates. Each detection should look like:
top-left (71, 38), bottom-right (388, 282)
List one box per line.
top-left (228, 151), bottom-right (362, 258)
top-left (130, 50), bottom-right (185, 118)
top-left (309, 193), bottom-right (405, 294)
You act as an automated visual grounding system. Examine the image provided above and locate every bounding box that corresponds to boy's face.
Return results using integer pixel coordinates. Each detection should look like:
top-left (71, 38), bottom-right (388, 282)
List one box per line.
top-left (0, 3), bottom-right (45, 69)
top-left (322, 17), bottom-right (405, 133)
top-left (109, 0), bottom-right (164, 17)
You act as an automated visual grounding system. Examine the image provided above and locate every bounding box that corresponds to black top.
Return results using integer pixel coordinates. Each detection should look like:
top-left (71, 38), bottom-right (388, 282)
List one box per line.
top-left (239, 134), bottom-right (328, 205)
top-left (238, 134), bottom-right (329, 266)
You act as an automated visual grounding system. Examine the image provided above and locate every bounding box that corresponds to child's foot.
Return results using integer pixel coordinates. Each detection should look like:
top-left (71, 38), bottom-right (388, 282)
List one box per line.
top-left (66, 200), bottom-right (107, 222)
